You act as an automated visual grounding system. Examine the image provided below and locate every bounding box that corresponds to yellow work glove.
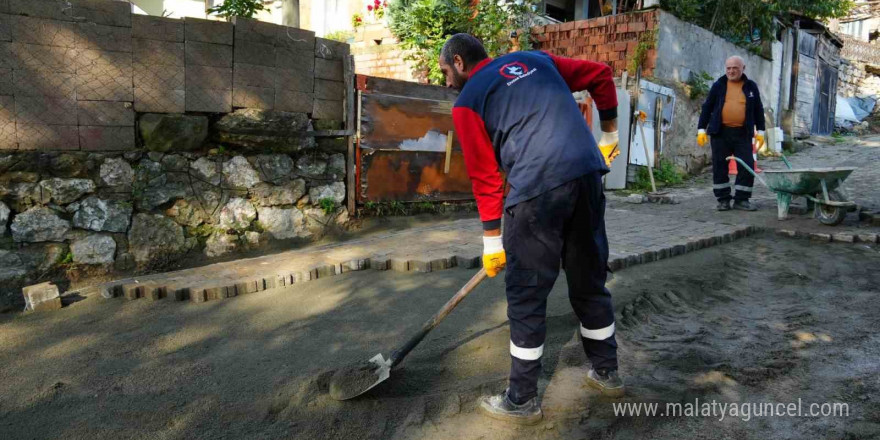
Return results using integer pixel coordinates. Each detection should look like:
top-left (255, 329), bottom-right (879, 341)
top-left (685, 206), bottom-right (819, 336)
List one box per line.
top-left (482, 235), bottom-right (506, 278)
top-left (755, 130), bottom-right (765, 150)
top-left (697, 129), bottom-right (708, 148)
top-left (597, 130), bottom-right (620, 167)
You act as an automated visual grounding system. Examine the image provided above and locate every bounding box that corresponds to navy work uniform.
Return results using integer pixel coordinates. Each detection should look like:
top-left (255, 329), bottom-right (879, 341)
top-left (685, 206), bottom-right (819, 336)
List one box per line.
top-left (452, 50), bottom-right (619, 404)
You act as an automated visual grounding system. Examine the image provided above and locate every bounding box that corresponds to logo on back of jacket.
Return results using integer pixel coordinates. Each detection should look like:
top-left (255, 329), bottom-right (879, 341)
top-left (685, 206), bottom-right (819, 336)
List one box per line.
top-left (499, 61), bottom-right (537, 86)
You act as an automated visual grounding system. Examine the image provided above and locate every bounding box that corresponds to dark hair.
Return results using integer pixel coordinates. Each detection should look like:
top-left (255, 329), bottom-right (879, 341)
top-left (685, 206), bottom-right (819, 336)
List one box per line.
top-left (441, 33), bottom-right (488, 69)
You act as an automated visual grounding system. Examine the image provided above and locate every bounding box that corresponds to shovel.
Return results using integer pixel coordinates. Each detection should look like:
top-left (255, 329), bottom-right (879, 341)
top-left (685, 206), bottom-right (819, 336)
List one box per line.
top-left (329, 268), bottom-right (489, 400)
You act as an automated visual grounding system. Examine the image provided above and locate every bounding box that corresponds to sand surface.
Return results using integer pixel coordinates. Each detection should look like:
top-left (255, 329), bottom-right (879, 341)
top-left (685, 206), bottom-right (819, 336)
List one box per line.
top-left (1, 235), bottom-right (878, 439)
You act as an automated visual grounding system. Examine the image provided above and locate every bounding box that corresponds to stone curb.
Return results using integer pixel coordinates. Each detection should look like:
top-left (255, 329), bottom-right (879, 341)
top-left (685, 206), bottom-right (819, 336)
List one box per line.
top-left (774, 229), bottom-right (879, 244)
top-left (98, 224), bottom-right (761, 307)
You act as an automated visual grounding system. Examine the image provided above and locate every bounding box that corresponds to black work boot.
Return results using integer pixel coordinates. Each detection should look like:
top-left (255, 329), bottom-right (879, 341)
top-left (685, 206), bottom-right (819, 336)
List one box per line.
top-left (478, 389), bottom-right (543, 425)
top-left (732, 200), bottom-right (757, 211)
top-left (716, 200), bottom-right (731, 211)
top-left (585, 368), bottom-right (625, 397)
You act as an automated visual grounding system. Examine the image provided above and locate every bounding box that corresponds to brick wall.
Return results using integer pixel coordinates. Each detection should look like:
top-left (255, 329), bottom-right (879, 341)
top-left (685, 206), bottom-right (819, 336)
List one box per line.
top-left (351, 24), bottom-right (421, 83)
top-left (531, 9), bottom-right (659, 77)
top-left (0, 0), bottom-right (349, 152)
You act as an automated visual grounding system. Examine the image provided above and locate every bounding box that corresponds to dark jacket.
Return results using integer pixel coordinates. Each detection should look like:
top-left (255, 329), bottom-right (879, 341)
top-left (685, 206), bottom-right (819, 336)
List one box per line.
top-left (698, 73), bottom-right (766, 135)
top-left (452, 51), bottom-right (618, 230)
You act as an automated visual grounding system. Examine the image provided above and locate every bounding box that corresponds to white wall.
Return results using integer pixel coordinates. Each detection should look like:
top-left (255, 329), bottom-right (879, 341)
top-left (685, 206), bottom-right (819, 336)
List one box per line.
top-left (654, 11), bottom-right (780, 118)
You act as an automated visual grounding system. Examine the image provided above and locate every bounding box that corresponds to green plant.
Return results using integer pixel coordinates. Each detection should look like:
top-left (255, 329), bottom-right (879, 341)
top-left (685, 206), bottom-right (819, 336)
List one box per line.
top-left (660, 0), bottom-right (853, 47)
top-left (387, 0), bottom-right (539, 85)
top-left (207, 0), bottom-right (267, 19)
top-left (630, 160), bottom-right (684, 192)
top-left (352, 13), bottom-right (364, 29)
top-left (686, 71), bottom-right (714, 100)
top-left (60, 251), bottom-right (74, 265)
top-left (319, 198), bottom-right (338, 215)
top-left (325, 30), bottom-right (355, 43)
top-left (627, 30), bottom-right (657, 76)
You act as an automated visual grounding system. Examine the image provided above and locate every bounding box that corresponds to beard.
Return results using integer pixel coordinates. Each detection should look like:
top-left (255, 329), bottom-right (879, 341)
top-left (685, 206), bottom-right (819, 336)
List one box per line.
top-left (450, 69), bottom-right (468, 91)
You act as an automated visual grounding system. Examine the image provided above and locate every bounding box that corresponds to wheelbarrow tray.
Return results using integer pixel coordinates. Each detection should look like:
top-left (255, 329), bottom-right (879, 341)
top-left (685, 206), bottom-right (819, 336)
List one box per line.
top-left (762, 167), bottom-right (856, 195)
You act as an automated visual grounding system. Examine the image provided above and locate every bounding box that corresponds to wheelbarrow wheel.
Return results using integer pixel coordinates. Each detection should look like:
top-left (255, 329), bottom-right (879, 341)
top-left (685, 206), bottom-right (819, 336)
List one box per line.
top-left (814, 190), bottom-right (847, 226)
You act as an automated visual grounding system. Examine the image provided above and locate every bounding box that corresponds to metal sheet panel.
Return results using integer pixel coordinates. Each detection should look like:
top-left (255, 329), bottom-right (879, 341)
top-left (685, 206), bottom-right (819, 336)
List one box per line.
top-left (359, 92), bottom-right (459, 151)
top-left (360, 149), bottom-right (473, 202)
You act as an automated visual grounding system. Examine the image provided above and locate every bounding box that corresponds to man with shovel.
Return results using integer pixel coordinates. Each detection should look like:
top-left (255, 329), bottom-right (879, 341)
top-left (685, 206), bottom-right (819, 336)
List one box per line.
top-left (440, 33), bottom-right (623, 425)
top-left (697, 55), bottom-right (767, 211)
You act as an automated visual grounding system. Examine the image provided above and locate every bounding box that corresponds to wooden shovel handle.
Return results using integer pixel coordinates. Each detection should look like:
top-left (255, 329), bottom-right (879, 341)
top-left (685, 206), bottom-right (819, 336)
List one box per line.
top-left (389, 268), bottom-right (488, 367)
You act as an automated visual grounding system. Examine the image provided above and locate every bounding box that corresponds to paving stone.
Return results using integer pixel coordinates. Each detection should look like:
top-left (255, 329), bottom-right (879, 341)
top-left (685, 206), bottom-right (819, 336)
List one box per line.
top-left (810, 233), bottom-right (831, 242)
top-left (832, 233), bottom-right (855, 243)
top-left (857, 233), bottom-right (878, 243)
top-left (122, 283), bottom-right (142, 300)
top-left (185, 17), bottom-right (233, 45)
top-left (145, 285), bottom-right (164, 301)
top-left (429, 257), bottom-right (454, 271)
top-left (263, 275), bottom-right (277, 289)
top-left (314, 264), bottom-right (335, 279)
top-left (169, 286), bottom-right (187, 301)
top-left (409, 260), bottom-right (430, 273)
top-left (389, 258), bottom-right (408, 272)
top-left (190, 288), bottom-right (207, 303)
top-left (132, 15), bottom-right (184, 42)
top-left (23, 281), bottom-right (62, 311)
top-left (454, 255), bottom-right (479, 269)
top-left (777, 229), bottom-right (797, 238)
top-left (205, 286), bottom-right (223, 300)
top-left (223, 285), bottom-right (237, 298)
top-left (371, 258), bottom-right (389, 271)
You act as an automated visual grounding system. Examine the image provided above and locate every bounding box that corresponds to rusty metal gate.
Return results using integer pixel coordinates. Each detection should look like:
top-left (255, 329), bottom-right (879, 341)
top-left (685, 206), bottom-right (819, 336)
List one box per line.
top-left (354, 75), bottom-right (473, 204)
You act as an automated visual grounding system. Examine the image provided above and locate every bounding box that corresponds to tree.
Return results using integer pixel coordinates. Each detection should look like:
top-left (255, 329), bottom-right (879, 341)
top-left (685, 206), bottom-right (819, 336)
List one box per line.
top-left (387, 0), bottom-right (541, 85)
top-left (660, 0), bottom-right (854, 48)
top-left (207, 0), bottom-right (267, 20)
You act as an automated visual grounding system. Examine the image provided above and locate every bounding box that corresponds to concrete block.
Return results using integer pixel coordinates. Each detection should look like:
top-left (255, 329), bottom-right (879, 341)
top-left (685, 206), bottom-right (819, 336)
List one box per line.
top-left (185, 17), bottom-right (232, 45)
top-left (75, 22), bottom-right (132, 52)
top-left (312, 98), bottom-right (343, 120)
top-left (232, 16), bottom-right (277, 44)
top-left (608, 257), bottom-right (624, 272)
top-left (409, 260), bottom-right (430, 273)
top-left (15, 122), bottom-right (76, 150)
top-left (13, 70), bottom-right (76, 99)
top-left (100, 284), bottom-right (121, 299)
top-left (314, 58), bottom-right (343, 81)
top-left (23, 281), bottom-right (62, 311)
top-left (276, 67), bottom-right (314, 93)
top-left (15, 96), bottom-right (77, 125)
top-left (145, 285), bottom-right (164, 301)
top-left (641, 250), bottom-right (656, 263)
top-left (10, 0), bottom-right (74, 20)
top-left (77, 100), bottom-right (134, 126)
top-left (71, 0), bottom-right (131, 27)
top-left (0, 42), bottom-right (13, 69)
top-left (342, 258), bottom-right (369, 272)
top-left (0, 13), bottom-right (10, 42)
top-left (134, 63), bottom-right (185, 113)
top-left (857, 233), bottom-right (878, 243)
top-left (79, 126), bottom-right (135, 151)
top-left (0, 67), bottom-right (11, 95)
top-left (185, 41), bottom-right (233, 68)
top-left (76, 72), bottom-right (133, 101)
top-left (233, 63), bottom-right (276, 88)
top-left (190, 288), bottom-right (207, 303)
top-left (275, 89), bottom-right (312, 113)
top-left (133, 38), bottom-right (184, 67)
top-left (132, 15), bottom-right (184, 42)
top-left (13, 15), bottom-right (76, 47)
top-left (12, 43), bottom-right (80, 74)
top-left (169, 286), bottom-right (187, 301)
top-left (185, 86), bottom-right (231, 113)
top-left (234, 40), bottom-right (275, 67)
top-left (389, 258), bottom-right (408, 272)
top-left (314, 37), bottom-right (349, 60)
top-left (0, 121), bottom-right (14, 149)
top-left (232, 86), bottom-right (274, 109)
top-left (275, 26), bottom-right (315, 52)
top-left (275, 47), bottom-right (314, 71)
top-left (314, 79), bottom-right (343, 101)
top-left (625, 253), bottom-right (641, 267)
top-left (205, 286), bottom-right (223, 300)
top-left (186, 65), bottom-right (231, 90)
top-left (122, 283), bottom-right (142, 300)
top-left (832, 233), bottom-right (855, 243)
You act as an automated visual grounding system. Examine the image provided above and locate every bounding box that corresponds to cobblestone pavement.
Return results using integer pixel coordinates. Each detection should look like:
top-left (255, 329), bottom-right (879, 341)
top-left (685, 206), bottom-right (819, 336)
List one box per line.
top-left (94, 209), bottom-right (756, 303)
top-left (607, 135), bottom-right (880, 236)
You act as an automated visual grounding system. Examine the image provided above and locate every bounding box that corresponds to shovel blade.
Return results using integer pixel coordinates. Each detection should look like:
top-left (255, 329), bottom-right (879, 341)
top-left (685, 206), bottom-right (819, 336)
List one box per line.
top-left (328, 353), bottom-right (392, 401)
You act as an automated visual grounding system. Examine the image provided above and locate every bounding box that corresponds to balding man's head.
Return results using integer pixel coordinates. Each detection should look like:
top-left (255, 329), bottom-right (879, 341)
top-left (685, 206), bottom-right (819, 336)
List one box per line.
top-left (725, 56), bottom-right (745, 81)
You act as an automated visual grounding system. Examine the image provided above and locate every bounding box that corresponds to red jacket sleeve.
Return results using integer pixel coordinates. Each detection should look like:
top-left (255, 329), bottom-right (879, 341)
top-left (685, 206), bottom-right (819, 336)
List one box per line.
top-left (545, 51), bottom-right (618, 121)
top-left (452, 106), bottom-right (504, 230)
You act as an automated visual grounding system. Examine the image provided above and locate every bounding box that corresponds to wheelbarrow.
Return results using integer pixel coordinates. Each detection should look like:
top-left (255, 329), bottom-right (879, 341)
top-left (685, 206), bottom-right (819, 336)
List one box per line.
top-left (727, 155), bottom-right (857, 226)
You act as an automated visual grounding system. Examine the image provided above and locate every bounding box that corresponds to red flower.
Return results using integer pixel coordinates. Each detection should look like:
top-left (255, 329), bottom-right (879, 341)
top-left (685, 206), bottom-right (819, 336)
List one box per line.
top-left (367, 4), bottom-right (373, 10)
top-left (374, 0), bottom-right (380, 6)
top-left (356, 17), bottom-right (362, 22)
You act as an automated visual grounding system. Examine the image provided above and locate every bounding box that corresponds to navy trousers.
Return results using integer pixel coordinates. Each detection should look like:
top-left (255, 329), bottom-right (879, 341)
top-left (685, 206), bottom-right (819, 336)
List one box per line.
top-left (502, 172), bottom-right (618, 404)
top-left (711, 126), bottom-right (755, 202)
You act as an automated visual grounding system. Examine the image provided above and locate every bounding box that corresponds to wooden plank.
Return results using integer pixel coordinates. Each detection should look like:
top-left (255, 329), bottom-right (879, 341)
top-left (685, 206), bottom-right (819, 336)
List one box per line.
top-left (356, 74), bottom-right (459, 102)
top-left (344, 54), bottom-right (356, 215)
top-left (360, 149), bottom-right (473, 203)
top-left (359, 93), bottom-right (458, 151)
top-left (444, 130), bottom-right (454, 174)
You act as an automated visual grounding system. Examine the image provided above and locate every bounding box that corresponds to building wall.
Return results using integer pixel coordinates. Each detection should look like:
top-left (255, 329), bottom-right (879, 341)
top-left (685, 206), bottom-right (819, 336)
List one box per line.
top-left (351, 24), bottom-right (420, 82)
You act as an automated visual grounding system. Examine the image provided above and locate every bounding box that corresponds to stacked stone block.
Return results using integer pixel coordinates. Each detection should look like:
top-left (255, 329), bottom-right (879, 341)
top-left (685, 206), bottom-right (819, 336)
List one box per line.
top-left (531, 10), bottom-right (659, 77)
top-left (132, 15), bottom-right (185, 113)
top-left (185, 17), bottom-right (233, 112)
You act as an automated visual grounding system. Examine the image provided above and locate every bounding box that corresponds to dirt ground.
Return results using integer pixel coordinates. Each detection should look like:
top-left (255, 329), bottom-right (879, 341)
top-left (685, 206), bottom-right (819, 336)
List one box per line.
top-left (1, 235), bottom-right (878, 440)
